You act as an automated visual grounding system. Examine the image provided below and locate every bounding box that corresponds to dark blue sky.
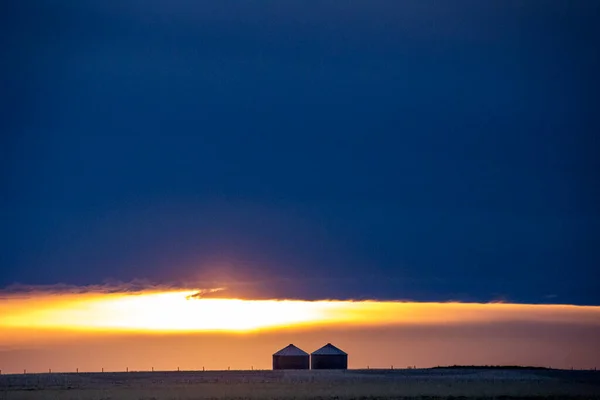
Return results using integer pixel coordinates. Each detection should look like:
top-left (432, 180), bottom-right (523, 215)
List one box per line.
top-left (2, 1), bottom-right (599, 304)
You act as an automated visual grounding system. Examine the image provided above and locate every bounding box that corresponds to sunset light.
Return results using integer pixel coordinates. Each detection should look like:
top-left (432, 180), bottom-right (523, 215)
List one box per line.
top-left (2, 0), bottom-right (599, 396)
top-left (2, 289), bottom-right (600, 335)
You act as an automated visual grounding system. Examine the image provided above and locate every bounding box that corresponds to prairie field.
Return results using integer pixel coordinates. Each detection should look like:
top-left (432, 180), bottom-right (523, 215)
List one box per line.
top-left (1, 368), bottom-right (599, 400)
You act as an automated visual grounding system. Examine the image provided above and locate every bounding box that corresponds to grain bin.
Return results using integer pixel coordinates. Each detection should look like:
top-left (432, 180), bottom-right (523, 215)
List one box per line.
top-left (311, 343), bottom-right (348, 370)
top-left (272, 344), bottom-right (310, 370)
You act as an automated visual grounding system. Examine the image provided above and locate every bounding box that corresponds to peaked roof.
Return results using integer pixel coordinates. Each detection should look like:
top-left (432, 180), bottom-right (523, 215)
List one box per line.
top-left (273, 344), bottom-right (309, 357)
top-left (311, 343), bottom-right (347, 356)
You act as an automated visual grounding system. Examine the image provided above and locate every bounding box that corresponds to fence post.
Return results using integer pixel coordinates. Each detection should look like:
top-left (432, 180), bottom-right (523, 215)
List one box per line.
top-left (126, 367), bottom-right (128, 373)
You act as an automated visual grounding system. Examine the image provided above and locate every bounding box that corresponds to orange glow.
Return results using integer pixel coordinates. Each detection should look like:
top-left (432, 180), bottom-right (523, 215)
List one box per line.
top-left (2, 289), bottom-right (600, 335)
top-left (2, 290), bottom-right (600, 373)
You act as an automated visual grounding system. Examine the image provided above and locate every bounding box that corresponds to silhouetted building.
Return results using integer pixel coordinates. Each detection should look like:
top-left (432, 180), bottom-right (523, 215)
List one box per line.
top-left (311, 343), bottom-right (348, 370)
top-left (272, 344), bottom-right (310, 370)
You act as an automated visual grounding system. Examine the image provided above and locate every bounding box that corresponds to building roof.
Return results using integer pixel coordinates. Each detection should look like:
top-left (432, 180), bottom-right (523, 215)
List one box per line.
top-left (273, 344), bottom-right (309, 357)
top-left (311, 343), bottom-right (347, 356)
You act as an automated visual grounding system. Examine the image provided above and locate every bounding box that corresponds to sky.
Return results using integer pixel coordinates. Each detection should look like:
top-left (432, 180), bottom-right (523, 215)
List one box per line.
top-left (1, 288), bottom-right (599, 372)
top-left (1, 0), bottom-right (600, 372)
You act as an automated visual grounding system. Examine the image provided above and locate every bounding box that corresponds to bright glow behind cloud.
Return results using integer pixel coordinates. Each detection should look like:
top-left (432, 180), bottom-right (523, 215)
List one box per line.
top-left (2, 289), bottom-right (600, 334)
top-left (2, 291), bottom-right (328, 332)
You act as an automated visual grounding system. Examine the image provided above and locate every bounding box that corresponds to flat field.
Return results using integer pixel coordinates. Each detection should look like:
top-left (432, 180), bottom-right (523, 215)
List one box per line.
top-left (1, 368), bottom-right (599, 400)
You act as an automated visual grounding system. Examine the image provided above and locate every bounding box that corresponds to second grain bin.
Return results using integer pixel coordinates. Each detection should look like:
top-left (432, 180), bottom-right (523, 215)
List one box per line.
top-left (311, 343), bottom-right (348, 370)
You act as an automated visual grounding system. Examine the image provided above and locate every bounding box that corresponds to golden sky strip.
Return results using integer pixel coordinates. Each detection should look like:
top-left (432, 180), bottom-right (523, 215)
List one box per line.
top-left (2, 290), bottom-right (599, 333)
